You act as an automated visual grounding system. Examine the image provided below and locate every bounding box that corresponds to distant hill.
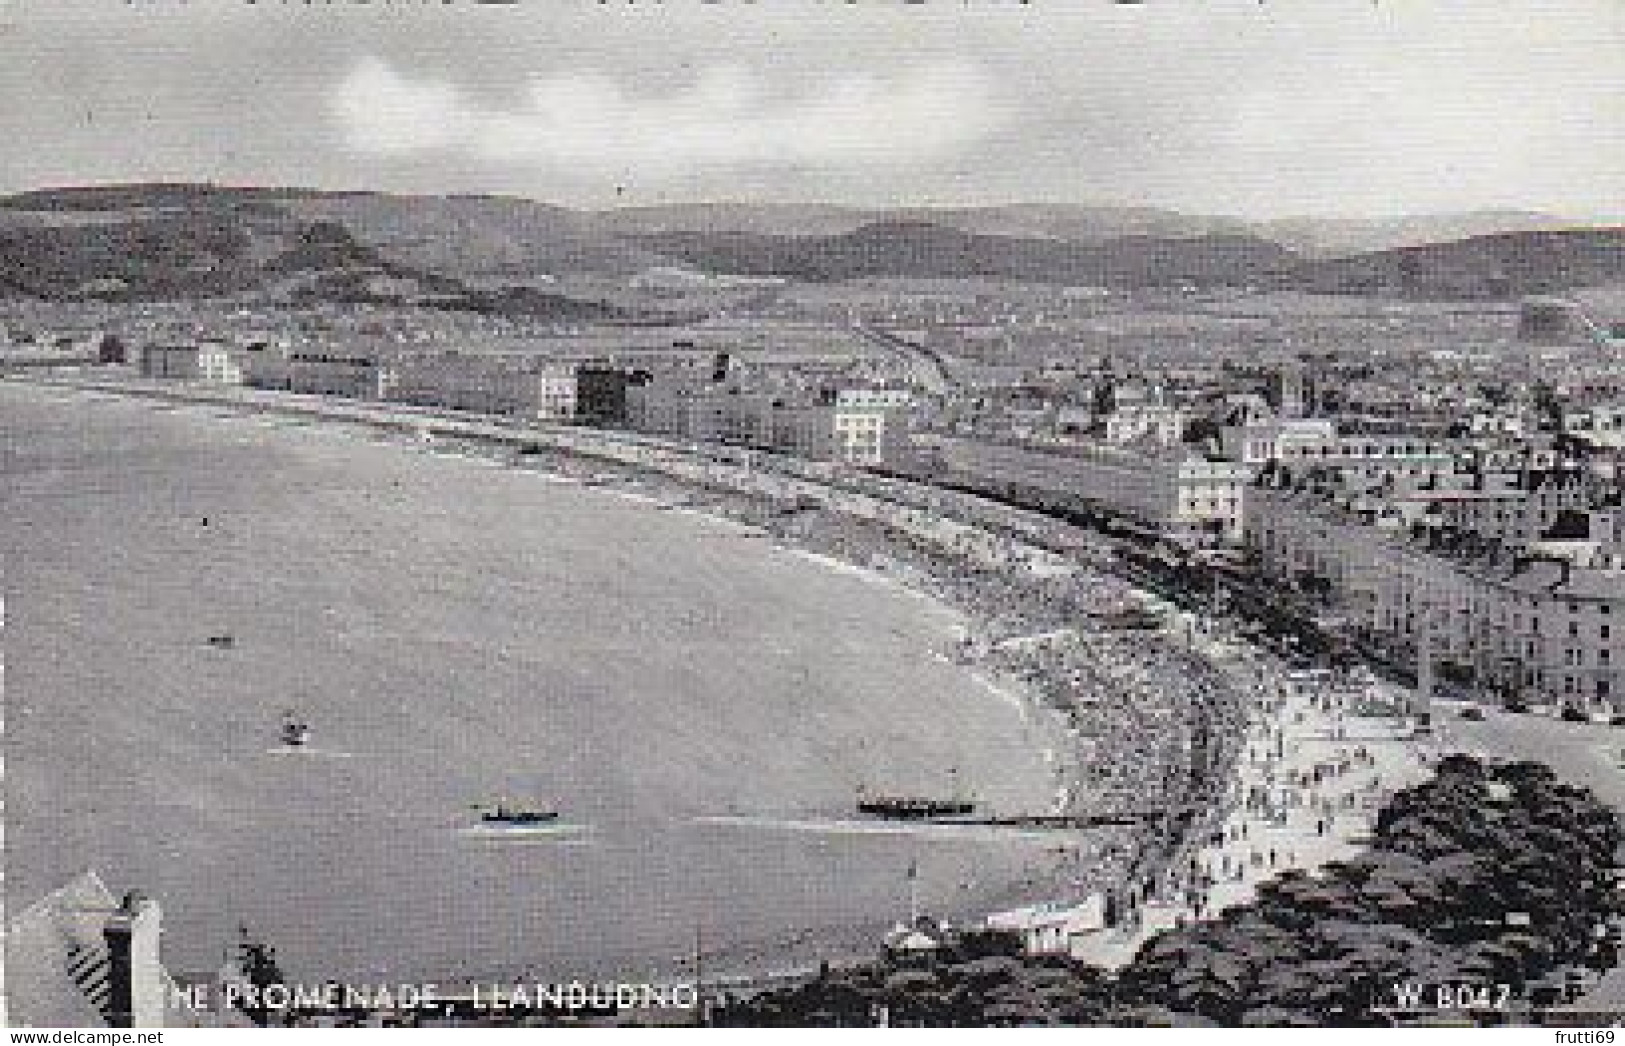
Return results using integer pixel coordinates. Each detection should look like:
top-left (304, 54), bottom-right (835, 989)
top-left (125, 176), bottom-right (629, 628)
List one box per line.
top-left (1257, 210), bottom-right (1591, 260)
top-left (0, 185), bottom-right (631, 316)
top-left (277, 192), bottom-right (663, 277)
top-left (594, 202), bottom-right (873, 238)
top-left (0, 210), bottom-right (349, 300)
top-left (0, 183), bottom-right (309, 213)
top-left (635, 220), bottom-right (1621, 296)
top-left (632, 220), bottom-right (1297, 287)
top-left (0, 184), bottom-right (661, 282)
top-left (599, 202), bottom-right (1587, 259)
top-left (0, 183), bottom-right (1615, 301)
top-left (597, 202), bottom-right (1255, 242)
top-left (1296, 229), bottom-right (1625, 299)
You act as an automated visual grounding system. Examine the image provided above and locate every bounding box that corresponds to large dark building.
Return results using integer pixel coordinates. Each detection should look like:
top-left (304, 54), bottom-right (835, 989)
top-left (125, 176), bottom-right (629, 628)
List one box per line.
top-left (576, 366), bottom-right (651, 426)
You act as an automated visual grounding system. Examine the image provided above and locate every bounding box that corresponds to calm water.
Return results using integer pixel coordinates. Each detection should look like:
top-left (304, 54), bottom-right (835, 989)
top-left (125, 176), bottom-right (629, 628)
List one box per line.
top-left (2, 383), bottom-right (1082, 984)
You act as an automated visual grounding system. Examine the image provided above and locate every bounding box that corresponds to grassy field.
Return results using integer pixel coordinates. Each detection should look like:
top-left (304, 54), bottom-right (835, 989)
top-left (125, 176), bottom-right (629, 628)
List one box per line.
top-left (2, 382), bottom-right (1070, 984)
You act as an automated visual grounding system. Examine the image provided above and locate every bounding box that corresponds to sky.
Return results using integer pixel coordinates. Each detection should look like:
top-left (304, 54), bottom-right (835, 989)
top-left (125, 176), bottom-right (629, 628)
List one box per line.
top-left (0, 0), bottom-right (1620, 220)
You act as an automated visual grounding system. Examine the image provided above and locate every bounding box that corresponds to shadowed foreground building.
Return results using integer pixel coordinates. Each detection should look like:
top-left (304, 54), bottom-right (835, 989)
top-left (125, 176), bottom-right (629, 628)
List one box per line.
top-left (5, 871), bottom-right (201, 1028)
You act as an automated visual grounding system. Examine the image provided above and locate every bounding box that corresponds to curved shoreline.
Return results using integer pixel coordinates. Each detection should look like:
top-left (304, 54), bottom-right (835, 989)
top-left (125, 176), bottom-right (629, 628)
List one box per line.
top-left (7, 373), bottom-right (1257, 981)
top-left (253, 383), bottom-right (1257, 935)
top-left (551, 453), bottom-right (1257, 983)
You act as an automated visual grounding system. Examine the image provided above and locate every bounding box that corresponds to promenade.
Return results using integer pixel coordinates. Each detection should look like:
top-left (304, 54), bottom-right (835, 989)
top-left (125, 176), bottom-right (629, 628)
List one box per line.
top-left (1055, 636), bottom-right (1434, 969)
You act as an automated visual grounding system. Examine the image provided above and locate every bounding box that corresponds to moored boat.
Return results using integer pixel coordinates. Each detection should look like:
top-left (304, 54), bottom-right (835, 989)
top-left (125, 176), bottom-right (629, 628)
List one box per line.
top-left (856, 795), bottom-right (978, 820)
top-left (476, 799), bottom-right (560, 826)
top-left (856, 770), bottom-right (978, 821)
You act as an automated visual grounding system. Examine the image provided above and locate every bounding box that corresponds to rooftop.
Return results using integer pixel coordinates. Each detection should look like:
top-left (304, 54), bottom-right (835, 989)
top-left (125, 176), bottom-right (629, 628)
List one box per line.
top-left (6, 871), bottom-right (119, 1027)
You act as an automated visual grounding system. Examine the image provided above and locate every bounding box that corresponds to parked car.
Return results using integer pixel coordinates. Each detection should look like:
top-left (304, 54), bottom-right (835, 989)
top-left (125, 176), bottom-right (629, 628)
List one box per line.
top-left (1458, 706), bottom-right (1486, 721)
top-left (1561, 706), bottom-right (1590, 723)
top-left (1609, 714), bottom-right (1625, 727)
top-left (1504, 700), bottom-right (1530, 714)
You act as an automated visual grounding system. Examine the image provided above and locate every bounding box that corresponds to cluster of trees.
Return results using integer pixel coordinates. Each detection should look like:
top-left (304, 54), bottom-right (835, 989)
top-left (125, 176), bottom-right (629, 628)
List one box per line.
top-left (714, 755), bottom-right (1622, 1027)
top-left (708, 929), bottom-right (1116, 1028)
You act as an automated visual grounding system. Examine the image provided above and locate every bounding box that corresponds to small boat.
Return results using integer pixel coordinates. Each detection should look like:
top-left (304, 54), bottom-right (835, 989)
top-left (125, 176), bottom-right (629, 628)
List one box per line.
top-left (856, 770), bottom-right (978, 821)
top-left (476, 799), bottom-right (560, 826)
top-left (279, 711), bottom-right (311, 748)
top-left (856, 795), bottom-right (978, 820)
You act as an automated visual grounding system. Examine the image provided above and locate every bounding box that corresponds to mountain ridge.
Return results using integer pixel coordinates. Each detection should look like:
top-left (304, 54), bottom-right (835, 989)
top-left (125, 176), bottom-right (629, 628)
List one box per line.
top-left (4, 183), bottom-right (1601, 258)
top-left (1, 183), bottom-right (1618, 302)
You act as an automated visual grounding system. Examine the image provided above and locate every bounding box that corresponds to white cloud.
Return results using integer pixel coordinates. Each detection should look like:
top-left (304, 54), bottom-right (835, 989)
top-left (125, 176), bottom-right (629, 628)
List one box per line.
top-left (332, 58), bottom-right (465, 154)
top-left (332, 57), bottom-right (994, 173)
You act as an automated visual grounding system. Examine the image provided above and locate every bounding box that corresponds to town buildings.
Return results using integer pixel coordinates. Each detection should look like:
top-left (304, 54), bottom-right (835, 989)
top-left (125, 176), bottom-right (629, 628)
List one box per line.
top-left (984, 894), bottom-right (1109, 959)
top-left (197, 340), bottom-right (246, 385)
top-left (137, 340), bottom-right (248, 384)
top-left (574, 366), bottom-right (649, 426)
top-left (284, 349), bottom-right (391, 399)
top-left (929, 438), bottom-right (1251, 544)
top-left (138, 343), bottom-right (204, 380)
top-left (625, 377), bottom-right (914, 466)
top-left (1246, 472), bottom-right (1625, 714)
top-left (1103, 403), bottom-right (1188, 447)
top-left (1220, 417), bottom-right (1454, 482)
top-left (1563, 404), bottom-right (1625, 448)
top-left (389, 352), bottom-right (577, 419)
top-left (1222, 418), bottom-right (1338, 466)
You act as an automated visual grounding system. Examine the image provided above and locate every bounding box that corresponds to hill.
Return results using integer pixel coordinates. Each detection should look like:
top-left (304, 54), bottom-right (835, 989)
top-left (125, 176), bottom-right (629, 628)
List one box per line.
top-left (599, 202), bottom-right (1585, 259)
top-left (632, 220), bottom-right (1297, 287)
top-left (594, 202), bottom-right (873, 238)
top-left (1, 184), bottom-right (1615, 300)
top-left (0, 186), bottom-right (630, 317)
top-left (1, 184), bottom-right (663, 279)
top-left (1257, 210), bottom-right (1584, 260)
top-left (277, 192), bottom-right (663, 278)
top-left (597, 202), bottom-right (1256, 243)
top-left (1296, 228), bottom-right (1625, 299)
top-left (0, 209), bottom-right (352, 300)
